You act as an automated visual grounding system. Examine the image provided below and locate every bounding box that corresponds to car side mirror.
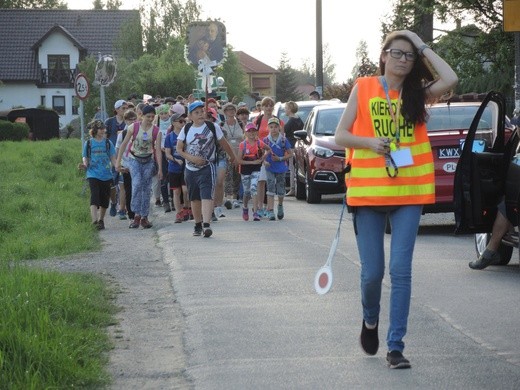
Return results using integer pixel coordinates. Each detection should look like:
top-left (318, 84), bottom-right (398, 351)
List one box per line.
top-left (294, 129), bottom-right (309, 144)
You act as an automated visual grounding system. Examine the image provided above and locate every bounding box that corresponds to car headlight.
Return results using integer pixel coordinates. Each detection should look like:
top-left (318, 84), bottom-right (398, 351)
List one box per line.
top-left (313, 145), bottom-right (334, 158)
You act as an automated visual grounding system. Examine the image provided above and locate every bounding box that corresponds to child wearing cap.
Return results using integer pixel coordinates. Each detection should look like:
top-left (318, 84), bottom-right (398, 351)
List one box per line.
top-left (263, 117), bottom-right (293, 221)
top-left (237, 123), bottom-right (271, 221)
top-left (176, 100), bottom-right (237, 237)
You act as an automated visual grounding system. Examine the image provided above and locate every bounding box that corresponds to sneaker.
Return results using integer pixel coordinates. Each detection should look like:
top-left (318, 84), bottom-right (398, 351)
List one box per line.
top-left (155, 198), bottom-right (162, 206)
top-left (386, 350), bottom-right (411, 369)
top-left (232, 200), bottom-right (241, 209)
top-left (164, 203), bottom-right (172, 213)
top-left (242, 207), bottom-right (249, 221)
top-left (217, 207), bottom-right (225, 218)
top-left (211, 211), bottom-right (218, 222)
top-left (268, 210), bottom-right (276, 221)
top-left (224, 200), bottom-right (233, 210)
top-left (257, 208), bottom-right (264, 218)
top-left (277, 204), bottom-right (284, 220)
top-left (193, 225), bottom-right (203, 236)
top-left (97, 220), bottom-right (105, 230)
top-left (360, 320), bottom-right (379, 356)
top-left (203, 227), bottom-right (213, 238)
top-left (118, 210), bottom-right (127, 220)
top-left (109, 202), bottom-right (117, 217)
top-left (175, 212), bottom-right (183, 223)
top-left (253, 212), bottom-right (261, 221)
top-left (140, 217), bottom-right (153, 229)
top-left (129, 216), bottom-right (141, 229)
top-left (468, 250), bottom-right (501, 270)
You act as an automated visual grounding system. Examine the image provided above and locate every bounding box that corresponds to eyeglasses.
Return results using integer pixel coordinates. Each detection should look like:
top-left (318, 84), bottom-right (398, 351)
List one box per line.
top-left (176, 119), bottom-right (186, 124)
top-left (385, 48), bottom-right (416, 61)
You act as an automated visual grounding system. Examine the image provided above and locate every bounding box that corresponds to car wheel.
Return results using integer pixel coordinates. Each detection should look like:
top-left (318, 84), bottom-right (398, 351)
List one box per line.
top-left (295, 167), bottom-right (306, 200)
top-left (305, 174), bottom-right (321, 204)
top-left (474, 233), bottom-right (513, 265)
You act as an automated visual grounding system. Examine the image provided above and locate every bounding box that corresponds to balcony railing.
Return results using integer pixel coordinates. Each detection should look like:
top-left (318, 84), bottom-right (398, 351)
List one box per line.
top-left (39, 68), bottom-right (76, 87)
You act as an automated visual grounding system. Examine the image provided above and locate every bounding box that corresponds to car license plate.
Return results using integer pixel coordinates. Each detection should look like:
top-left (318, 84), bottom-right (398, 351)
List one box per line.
top-left (437, 147), bottom-right (460, 159)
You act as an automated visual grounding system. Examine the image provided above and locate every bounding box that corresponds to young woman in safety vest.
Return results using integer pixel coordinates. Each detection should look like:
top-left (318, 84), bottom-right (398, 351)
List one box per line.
top-left (335, 30), bottom-right (458, 369)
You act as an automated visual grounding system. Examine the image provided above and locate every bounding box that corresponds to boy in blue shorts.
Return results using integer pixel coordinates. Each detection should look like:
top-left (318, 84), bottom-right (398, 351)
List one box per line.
top-left (176, 101), bottom-right (236, 237)
top-left (263, 117), bottom-right (293, 221)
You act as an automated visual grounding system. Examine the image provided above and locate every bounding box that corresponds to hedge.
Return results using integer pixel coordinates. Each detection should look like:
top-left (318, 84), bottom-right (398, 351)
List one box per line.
top-left (0, 120), bottom-right (30, 141)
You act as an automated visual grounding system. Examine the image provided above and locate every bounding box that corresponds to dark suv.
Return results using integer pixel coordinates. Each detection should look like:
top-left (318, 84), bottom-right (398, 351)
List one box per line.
top-left (293, 104), bottom-right (346, 203)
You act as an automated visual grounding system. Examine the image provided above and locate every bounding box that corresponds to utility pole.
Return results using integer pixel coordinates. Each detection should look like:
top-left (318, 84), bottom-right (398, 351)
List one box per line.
top-left (515, 32), bottom-right (520, 112)
top-left (315, 0), bottom-right (323, 97)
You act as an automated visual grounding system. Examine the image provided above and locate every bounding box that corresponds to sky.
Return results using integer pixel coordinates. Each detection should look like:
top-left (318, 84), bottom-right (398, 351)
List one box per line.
top-left (67, 0), bottom-right (394, 84)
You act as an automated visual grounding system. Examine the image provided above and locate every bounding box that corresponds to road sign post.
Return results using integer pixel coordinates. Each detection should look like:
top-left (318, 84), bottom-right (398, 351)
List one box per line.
top-left (75, 73), bottom-right (90, 145)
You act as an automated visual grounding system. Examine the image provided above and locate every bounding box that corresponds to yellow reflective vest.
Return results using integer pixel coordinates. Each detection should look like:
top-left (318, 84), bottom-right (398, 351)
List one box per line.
top-left (346, 77), bottom-right (435, 207)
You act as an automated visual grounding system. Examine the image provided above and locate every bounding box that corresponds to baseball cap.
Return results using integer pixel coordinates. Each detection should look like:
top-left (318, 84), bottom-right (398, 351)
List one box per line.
top-left (188, 100), bottom-right (204, 113)
top-left (222, 102), bottom-right (237, 112)
top-left (245, 123), bottom-right (257, 132)
top-left (114, 99), bottom-right (127, 109)
top-left (268, 117), bottom-right (280, 126)
top-left (170, 103), bottom-right (186, 116)
top-left (156, 104), bottom-right (170, 115)
top-left (170, 112), bottom-right (186, 123)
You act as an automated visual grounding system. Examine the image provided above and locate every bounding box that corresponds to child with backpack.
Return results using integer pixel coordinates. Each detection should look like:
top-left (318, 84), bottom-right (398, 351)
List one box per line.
top-left (81, 120), bottom-right (117, 230)
top-left (176, 101), bottom-right (236, 238)
top-left (164, 111), bottom-right (190, 223)
top-left (237, 123), bottom-right (271, 221)
top-left (263, 117), bottom-right (293, 221)
top-left (115, 105), bottom-right (162, 229)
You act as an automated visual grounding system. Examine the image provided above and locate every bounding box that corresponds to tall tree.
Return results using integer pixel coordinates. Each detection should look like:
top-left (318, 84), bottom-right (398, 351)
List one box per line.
top-left (276, 53), bottom-right (303, 102)
top-left (0, 0), bottom-right (66, 8)
top-left (140, 0), bottom-right (201, 56)
top-left (381, 0), bottom-right (514, 110)
top-left (350, 40), bottom-right (378, 81)
top-left (91, 0), bottom-right (120, 10)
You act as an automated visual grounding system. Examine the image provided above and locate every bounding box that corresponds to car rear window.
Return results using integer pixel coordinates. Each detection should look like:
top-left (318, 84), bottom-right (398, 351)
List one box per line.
top-left (427, 105), bottom-right (493, 132)
top-left (314, 108), bottom-right (344, 136)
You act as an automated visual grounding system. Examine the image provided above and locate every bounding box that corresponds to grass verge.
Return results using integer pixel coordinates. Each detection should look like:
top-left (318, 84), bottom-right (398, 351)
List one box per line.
top-left (0, 139), bottom-right (116, 388)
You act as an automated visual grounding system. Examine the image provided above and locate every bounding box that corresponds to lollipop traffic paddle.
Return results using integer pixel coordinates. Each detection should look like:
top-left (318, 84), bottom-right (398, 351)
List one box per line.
top-left (314, 201), bottom-right (346, 295)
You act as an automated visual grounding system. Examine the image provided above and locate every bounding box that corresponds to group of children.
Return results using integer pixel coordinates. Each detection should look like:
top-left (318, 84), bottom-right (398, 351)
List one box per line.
top-left (83, 97), bottom-right (294, 237)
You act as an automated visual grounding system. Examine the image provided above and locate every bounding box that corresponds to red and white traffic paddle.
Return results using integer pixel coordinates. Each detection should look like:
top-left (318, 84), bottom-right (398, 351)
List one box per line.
top-left (314, 201), bottom-right (346, 295)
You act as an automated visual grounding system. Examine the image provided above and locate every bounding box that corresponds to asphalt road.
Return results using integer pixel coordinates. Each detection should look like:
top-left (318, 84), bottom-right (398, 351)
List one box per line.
top-left (155, 196), bottom-right (520, 389)
top-left (42, 196), bottom-right (520, 389)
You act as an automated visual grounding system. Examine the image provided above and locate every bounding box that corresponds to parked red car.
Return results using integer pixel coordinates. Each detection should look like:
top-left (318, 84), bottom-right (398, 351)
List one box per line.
top-left (425, 100), bottom-right (515, 213)
top-left (293, 104), bottom-right (346, 203)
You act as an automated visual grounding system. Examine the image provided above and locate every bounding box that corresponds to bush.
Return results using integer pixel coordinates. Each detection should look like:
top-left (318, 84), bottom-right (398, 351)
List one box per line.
top-left (0, 120), bottom-right (30, 141)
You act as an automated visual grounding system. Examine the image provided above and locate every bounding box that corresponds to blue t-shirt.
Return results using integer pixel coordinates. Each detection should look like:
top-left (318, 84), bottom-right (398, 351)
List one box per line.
top-left (164, 131), bottom-right (184, 173)
top-left (263, 135), bottom-right (291, 174)
top-left (82, 138), bottom-right (116, 181)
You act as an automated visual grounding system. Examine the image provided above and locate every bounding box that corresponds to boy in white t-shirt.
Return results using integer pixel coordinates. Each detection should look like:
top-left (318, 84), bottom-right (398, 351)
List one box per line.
top-left (176, 101), bottom-right (236, 237)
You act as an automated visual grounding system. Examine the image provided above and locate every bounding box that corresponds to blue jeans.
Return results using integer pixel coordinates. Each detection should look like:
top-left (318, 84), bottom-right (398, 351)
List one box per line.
top-left (128, 158), bottom-right (154, 217)
top-left (353, 205), bottom-right (422, 352)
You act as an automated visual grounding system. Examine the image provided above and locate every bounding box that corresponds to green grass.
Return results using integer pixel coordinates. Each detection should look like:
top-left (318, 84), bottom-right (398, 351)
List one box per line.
top-left (0, 139), bottom-right (116, 388)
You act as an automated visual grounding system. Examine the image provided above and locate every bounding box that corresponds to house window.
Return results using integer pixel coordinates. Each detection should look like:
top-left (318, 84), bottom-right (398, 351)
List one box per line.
top-left (53, 96), bottom-right (66, 115)
top-left (48, 55), bottom-right (70, 84)
top-left (72, 97), bottom-right (78, 115)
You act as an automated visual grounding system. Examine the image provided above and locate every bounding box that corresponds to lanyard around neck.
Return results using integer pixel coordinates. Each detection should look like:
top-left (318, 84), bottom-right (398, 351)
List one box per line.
top-left (380, 76), bottom-right (402, 146)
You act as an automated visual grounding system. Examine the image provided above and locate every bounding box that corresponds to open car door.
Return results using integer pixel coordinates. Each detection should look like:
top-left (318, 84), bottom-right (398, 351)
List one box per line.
top-left (453, 91), bottom-right (519, 234)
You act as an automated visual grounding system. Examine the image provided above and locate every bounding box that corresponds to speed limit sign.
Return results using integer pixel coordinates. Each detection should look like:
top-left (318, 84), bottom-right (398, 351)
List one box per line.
top-left (75, 73), bottom-right (90, 100)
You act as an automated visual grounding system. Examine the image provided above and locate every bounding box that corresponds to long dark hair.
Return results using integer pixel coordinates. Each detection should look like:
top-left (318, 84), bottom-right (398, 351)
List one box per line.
top-left (379, 32), bottom-right (434, 124)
